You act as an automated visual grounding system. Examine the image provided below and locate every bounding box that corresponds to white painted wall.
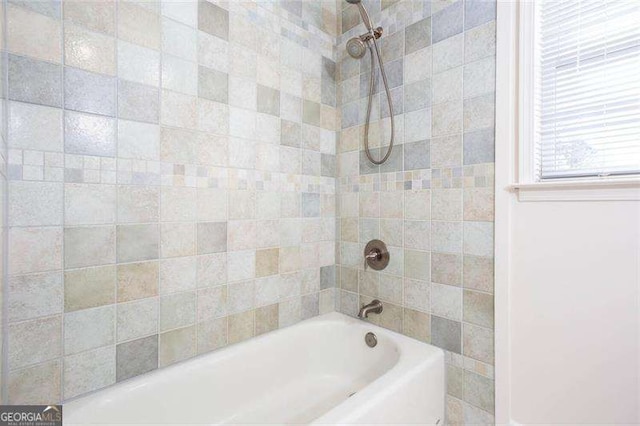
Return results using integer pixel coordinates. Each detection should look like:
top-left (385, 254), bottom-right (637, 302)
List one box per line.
top-left (495, 3), bottom-right (640, 422)
top-left (509, 199), bottom-right (640, 424)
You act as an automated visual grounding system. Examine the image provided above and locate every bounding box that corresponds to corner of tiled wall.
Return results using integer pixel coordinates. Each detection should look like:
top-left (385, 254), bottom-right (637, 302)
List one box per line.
top-left (0, 0), bottom-right (8, 405)
top-left (3, 0), bottom-right (340, 404)
top-left (335, 0), bottom-right (496, 423)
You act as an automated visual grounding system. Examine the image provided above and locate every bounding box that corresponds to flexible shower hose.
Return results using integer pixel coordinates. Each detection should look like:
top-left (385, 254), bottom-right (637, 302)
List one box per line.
top-left (363, 35), bottom-right (395, 165)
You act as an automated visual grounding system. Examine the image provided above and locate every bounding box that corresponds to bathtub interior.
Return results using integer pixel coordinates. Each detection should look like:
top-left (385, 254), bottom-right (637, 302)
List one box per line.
top-left (65, 315), bottom-right (402, 424)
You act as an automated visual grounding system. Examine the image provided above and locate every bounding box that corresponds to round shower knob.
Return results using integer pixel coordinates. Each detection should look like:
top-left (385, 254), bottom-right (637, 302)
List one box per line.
top-left (364, 239), bottom-right (390, 271)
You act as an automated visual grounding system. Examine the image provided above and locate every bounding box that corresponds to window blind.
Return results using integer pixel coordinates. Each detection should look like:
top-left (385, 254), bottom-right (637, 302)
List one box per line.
top-left (536, 0), bottom-right (640, 179)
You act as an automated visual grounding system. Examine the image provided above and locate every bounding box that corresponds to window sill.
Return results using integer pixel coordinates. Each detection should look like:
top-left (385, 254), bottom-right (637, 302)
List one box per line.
top-left (508, 178), bottom-right (640, 201)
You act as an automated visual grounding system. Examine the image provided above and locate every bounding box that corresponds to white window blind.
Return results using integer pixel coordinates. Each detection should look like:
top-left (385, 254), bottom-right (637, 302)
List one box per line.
top-left (536, 0), bottom-right (640, 180)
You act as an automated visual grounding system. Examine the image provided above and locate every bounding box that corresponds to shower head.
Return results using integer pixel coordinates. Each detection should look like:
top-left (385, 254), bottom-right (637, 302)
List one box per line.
top-left (346, 37), bottom-right (367, 59)
top-left (346, 0), bottom-right (374, 31)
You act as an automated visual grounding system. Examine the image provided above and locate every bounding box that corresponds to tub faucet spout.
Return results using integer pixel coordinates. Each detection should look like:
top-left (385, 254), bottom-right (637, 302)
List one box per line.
top-left (358, 299), bottom-right (383, 319)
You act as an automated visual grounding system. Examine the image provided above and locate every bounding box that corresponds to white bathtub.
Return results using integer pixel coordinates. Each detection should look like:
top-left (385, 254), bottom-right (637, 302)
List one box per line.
top-left (65, 312), bottom-right (444, 425)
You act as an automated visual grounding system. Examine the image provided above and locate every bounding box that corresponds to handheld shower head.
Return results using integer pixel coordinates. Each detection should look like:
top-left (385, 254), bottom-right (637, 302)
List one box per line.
top-left (343, 0), bottom-right (395, 165)
top-left (346, 0), bottom-right (374, 31)
top-left (346, 37), bottom-right (367, 59)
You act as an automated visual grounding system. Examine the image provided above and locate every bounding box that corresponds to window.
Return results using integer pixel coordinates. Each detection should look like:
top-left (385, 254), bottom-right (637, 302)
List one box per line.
top-left (524, 0), bottom-right (640, 181)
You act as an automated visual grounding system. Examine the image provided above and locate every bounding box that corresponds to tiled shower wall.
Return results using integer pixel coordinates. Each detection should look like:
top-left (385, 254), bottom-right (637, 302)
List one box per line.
top-left (1, 0), bottom-right (497, 420)
top-left (3, 0), bottom-right (339, 403)
top-left (336, 0), bottom-right (496, 423)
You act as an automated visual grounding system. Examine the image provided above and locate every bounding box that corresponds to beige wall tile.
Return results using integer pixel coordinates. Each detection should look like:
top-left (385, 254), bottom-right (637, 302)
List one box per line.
top-left (359, 191), bottom-right (379, 218)
top-left (404, 278), bottom-right (430, 312)
top-left (8, 360), bottom-right (62, 405)
top-left (116, 297), bottom-right (158, 342)
top-left (463, 255), bottom-right (493, 293)
top-left (159, 325), bottom-right (196, 367)
top-left (160, 186), bottom-right (196, 222)
top-left (431, 282), bottom-right (462, 321)
top-left (117, 185), bottom-right (159, 223)
top-left (65, 226), bottom-right (116, 269)
top-left (160, 257), bottom-right (196, 294)
top-left (63, 345), bottom-right (115, 399)
top-left (432, 221), bottom-right (463, 254)
top-left (340, 217), bottom-right (359, 242)
top-left (379, 301), bottom-right (403, 333)
top-left (64, 1), bottom-right (115, 35)
top-left (116, 224), bottom-right (159, 263)
top-left (9, 315), bottom-right (62, 369)
top-left (118, 1), bottom-right (160, 50)
top-left (7, 4), bottom-right (62, 63)
top-left (65, 183), bottom-right (116, 225)
top-left (379, 274), bottom-right (402, 304)
top-left (255, 303), bottom-right (278, 335)
top-left (404, 249), bottom-right (430, 281)
top-left (117, 261), bottom-right (159, 302)
top-left (463, 289), bottom-right (494, 328)
top-left (227, 250), bottom-right (254, 282)
top-left (9, 101), bottom-right (63, 152)
top-left (463, 323), bottom-right (494, 364)
top-left (431, 189), bottom-right (463, 221)
top-left (228, 190), bottom-right (255, 220)
top-left (432, 252), bottom-right (462, 286)
top-left (160, 89), bottom-right (197, 129)
top-left (255, 248), bottom-right (279, 277)
top-left (64, 24), bottom-right (116, 75)
top-left (160, 126), bottom-right (197, 163)
top-left (447, 364), bottom-right (464, 398)
top-left (404, 220), bottom-right (431, 251)
top-left (431, 134), bottom-right (462, 168)
top-left (161, 223), bottom-right (196, 258)
top-left (463, 187), bottom-right (494, 222)
top-left (198, 221), bottom-right (229, 254)
top-left (446, 396), bottom-right (465, 425)
top-left (319, 288), bottom-right (336, 314)
top-left (464, 93), bottom-right (495, 132)
top-left (196, 253), bottom-right (227, 288)
top-left (64, 305), bottom-right (115, 355)
top-left (463, 371), bottom-right (495, 414)
top-left (404, 190), bottom-right (430, 220)
top-left (197, 317), bottom-right (227, 354)
top-left (197, 286), bottom-right (227, 321)
top-left (279, 246), bottom-right (301, 274)
top-left (160, 291), bottom-right (196, 331)
top-left (197, 188), bottom-right (228, 221)
top-left (9, 181), bottom-right (63, 226)
top-left (380, 219), bottom-right (403, 247)
top-left (380, 191), bottom-right (405, 219)
top-left (432, 100), bottom-right (462, 137)
top-left (227, 280), bottom-right (254, 314)
top-left (463, 221), bottom-right (493, 257)
top-left (403, 308), bottom-right (430, 342)
top-left (10, 227), bottom-right (63, 274)
top-left (228, 310), bottom-right (254, 344)
top-left (9, 272), bottom-right (63, 322)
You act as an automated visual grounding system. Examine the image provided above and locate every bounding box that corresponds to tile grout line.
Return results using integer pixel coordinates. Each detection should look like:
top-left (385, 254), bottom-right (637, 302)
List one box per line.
top-left (59, 0), bottom-right (66, 403)
top-left (156, 1), bottom-right (164, 371)
top-left (0, 0), bottom-right (9, 405)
